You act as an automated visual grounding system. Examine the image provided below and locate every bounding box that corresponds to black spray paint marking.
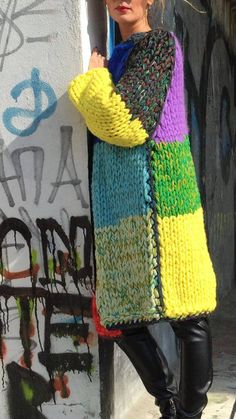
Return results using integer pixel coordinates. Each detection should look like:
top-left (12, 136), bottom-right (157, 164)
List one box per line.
top-left (0, 287), bottom-right (93, 398)
top-left (57, 250), bottom-right (67, 288)
top-left (36, 216), bottom-right (93, 290)
top-left (39, 215), bottom-right (91, 298)
top-left (48, 293), bottom-right (92, 318)
top-left (0, 214), bottom-right (93, 390)
top-left (0, 317), bottom-right (5, 387)
top-left (50, 322), bottom-right (89, 344)
top-left (34, 298), bottom-right (44, 353)
top-left (0, 288), bottom-right (92, 316)
top-left (0, 217), bottom-right (33, 283)
top-left (0, 219), bottom-right (34, 365)
top-left (4, 297), bottom-right (10, 333)
top-left (0, 299), bottom-right (6, 335)
top-left (50, 230), bottom-right (58, 291)
top-left (36, 216), bottom-right (93, 363)
top-left (6, 361), bottom-right (51, 419)
top-left (0, 208), bottom-right (25, 275)
top-left (16, 298), bottom-right (33, 369)
top-left (0, 209), bottom-right (11, 268)
top-left (36, 218), bottom-right (72, 283)
top-left (70, 216), bottom-right (93, 290)
top-left (41, 293), bottom-right (92, 393)
top-left (38, 352), bottom-right (93, 376)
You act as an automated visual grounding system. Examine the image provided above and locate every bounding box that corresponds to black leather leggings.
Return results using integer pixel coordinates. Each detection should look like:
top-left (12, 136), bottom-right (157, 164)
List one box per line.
top-left (115, 317), bottom-right (213, 417)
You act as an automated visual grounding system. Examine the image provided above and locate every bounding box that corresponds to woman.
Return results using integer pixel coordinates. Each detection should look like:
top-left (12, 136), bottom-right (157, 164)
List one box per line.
top-left (68, 0), bottom-right (217, 418)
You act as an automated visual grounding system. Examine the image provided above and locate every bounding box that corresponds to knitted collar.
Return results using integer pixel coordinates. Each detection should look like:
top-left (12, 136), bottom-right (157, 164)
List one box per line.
top-left (108, 31), bottom-right (153, 84)
top-left (123, 30), bottom-right (152, 44)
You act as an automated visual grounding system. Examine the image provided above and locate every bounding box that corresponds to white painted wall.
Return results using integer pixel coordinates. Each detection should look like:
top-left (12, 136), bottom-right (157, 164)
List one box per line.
top-left (0, 1), bottom-right (102, 417)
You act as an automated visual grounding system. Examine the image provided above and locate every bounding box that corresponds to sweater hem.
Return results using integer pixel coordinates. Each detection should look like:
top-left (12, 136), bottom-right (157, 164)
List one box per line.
top-left (103, 306), bottom-right (217, 330)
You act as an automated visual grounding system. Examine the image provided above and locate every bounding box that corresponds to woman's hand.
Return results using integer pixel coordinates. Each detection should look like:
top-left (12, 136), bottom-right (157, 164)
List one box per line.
top-left (88, 47), bottom-right (108, 70)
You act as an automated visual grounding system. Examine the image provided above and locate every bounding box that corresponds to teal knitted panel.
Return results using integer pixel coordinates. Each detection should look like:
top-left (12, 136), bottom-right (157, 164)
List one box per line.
top-left (92, 142), bottom-right (151, 228)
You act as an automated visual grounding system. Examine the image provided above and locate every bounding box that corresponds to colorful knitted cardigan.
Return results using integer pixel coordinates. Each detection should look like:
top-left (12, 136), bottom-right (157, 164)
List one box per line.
top-left (68, 29), bottom-right (217, 330)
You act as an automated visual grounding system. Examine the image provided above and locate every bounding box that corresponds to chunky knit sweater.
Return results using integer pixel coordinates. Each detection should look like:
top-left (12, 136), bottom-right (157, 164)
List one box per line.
top-left (68, 29), bottom-right (217, 330)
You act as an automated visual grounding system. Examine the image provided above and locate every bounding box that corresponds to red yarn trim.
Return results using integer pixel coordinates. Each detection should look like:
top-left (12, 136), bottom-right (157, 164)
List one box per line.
top-left (92, 295), bottom-right (122, 338)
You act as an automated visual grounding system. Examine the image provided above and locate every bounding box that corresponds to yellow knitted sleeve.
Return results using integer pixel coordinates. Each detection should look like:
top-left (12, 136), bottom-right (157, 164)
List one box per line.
top-left (68, 68), bottom-right (148, 147)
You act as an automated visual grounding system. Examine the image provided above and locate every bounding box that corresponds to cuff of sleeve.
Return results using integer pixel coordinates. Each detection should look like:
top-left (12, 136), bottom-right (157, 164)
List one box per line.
top-left (67, 68), bottom-right (112, 109)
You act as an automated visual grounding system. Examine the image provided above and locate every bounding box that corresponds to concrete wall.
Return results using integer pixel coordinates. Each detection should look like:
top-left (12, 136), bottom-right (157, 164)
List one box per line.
top-left (0, 1), bottom-right (104, 417)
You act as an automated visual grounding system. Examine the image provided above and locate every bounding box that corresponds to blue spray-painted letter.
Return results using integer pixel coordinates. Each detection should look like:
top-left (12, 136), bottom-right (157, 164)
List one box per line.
top-left (3, 68), bottom-right (57, 137)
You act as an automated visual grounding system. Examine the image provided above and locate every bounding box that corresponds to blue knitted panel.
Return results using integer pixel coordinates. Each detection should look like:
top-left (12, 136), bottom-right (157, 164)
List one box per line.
top-left (92, 142), bottom-right (151, 228)
top-left (108, 39), bottom-right (134, 84)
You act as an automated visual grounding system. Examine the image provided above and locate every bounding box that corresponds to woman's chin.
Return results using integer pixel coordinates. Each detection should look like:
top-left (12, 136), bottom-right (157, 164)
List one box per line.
top-left (112, 15), bottom-right (136, 25)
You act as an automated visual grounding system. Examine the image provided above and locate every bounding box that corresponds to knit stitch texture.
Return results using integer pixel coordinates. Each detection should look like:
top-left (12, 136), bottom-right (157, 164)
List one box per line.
top-left (68, 29), bottom-right (217, 330)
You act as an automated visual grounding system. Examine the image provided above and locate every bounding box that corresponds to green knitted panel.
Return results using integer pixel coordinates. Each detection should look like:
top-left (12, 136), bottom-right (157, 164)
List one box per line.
top-left (150, 136), bottom-right (201, 218)
top-left (95, 211), bottom-right (163, 327)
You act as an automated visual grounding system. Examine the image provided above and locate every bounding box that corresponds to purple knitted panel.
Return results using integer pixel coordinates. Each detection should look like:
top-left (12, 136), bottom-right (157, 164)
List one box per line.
top-left (152, 33), bottom-right (189, 143)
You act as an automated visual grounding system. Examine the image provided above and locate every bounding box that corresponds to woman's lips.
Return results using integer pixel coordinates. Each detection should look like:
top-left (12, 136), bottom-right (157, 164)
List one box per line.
top-left (116, 6), bottom-right (131, 12)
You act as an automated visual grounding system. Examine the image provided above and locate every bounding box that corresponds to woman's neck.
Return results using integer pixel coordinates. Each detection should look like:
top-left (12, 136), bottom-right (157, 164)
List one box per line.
top-left (119, 23), bottom-right (152, 42)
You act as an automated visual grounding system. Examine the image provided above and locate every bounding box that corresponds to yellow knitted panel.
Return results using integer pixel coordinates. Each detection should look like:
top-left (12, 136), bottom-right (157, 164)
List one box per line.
top-left (68, 68), bottom-right (148, 147)
top-left (158, 207), bottom-right (217, 318)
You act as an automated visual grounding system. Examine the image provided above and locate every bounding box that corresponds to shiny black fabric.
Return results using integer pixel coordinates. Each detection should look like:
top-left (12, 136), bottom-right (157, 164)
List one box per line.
top-left (159, 398), bottom-right (177, 418)
top-left (115, 317), bottom-right (213, 418)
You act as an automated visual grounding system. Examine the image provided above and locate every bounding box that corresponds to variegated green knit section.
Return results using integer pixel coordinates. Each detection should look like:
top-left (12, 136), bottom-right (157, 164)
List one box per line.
top-left (150, 135), bottom-right (201, 218)
top-left (95, 211), bottom-right (163, 326)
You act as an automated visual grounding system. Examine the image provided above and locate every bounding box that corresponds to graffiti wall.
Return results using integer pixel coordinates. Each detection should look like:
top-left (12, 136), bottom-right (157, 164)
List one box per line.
top-left (0, 1), bottom-right (102, 417)
top-left (150, 0), bottom-right (236, 295)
